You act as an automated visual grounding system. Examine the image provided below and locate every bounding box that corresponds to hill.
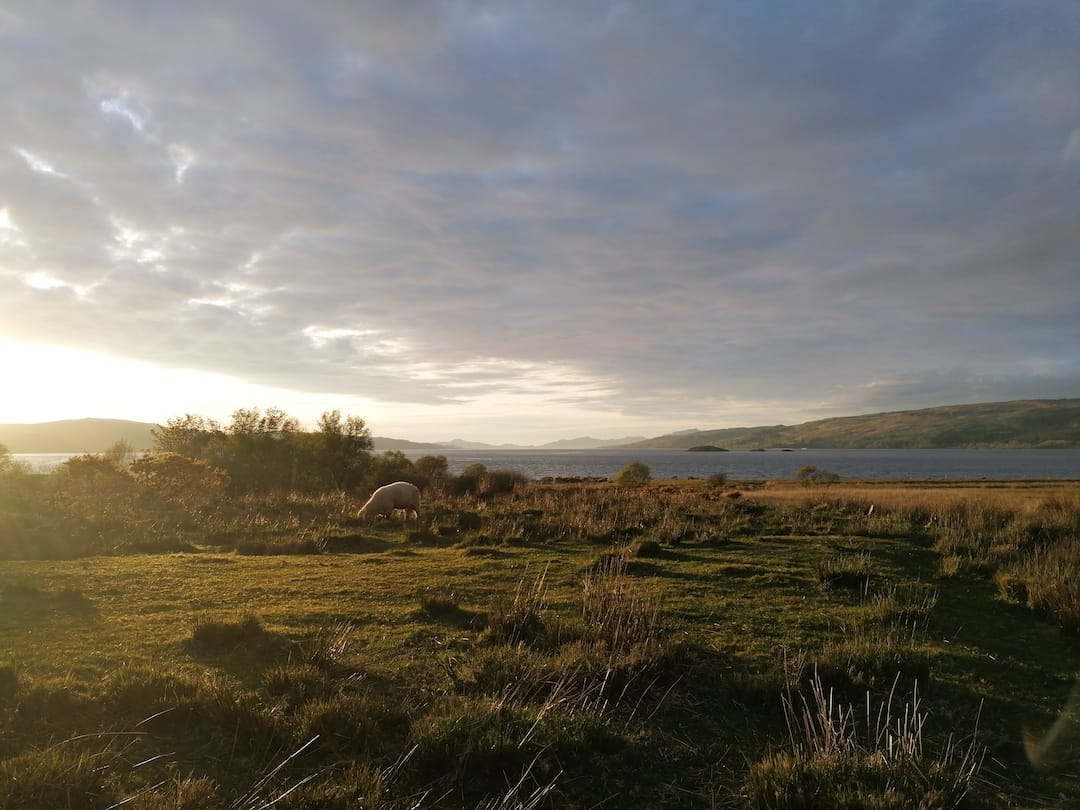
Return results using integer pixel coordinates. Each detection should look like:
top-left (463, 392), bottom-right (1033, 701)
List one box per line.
top-left (618, 399), bottom-right (1080, 449)
top-left (372, 436), bottom-right (447, 452)
top-left (0, 419), bottom-right (159, 453)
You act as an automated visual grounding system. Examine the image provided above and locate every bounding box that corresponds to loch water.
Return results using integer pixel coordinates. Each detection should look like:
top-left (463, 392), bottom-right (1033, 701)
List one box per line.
top-left (14, 448), bottom-right (1080, 481)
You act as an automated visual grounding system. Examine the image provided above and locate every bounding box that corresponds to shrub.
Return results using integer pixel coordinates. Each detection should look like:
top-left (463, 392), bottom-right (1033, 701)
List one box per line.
top-left (613, 461), bottom-right (651, 487)
top-left (131, 452), bottom-right (229, 505)
top-left (479, 469), bottom-right (530, 497)
top-left (413, 454), bottom-right (450, 492)
top-left (796, 466), bottom-right (841, 486)
top-left (366, 450), bottom-right (416, 489)
top-left (59, 454), bottom-right (134, 494)
top-left (708, 472), bottom-right (728, 487)
top-left (450, 463), bottom-right (488, 495)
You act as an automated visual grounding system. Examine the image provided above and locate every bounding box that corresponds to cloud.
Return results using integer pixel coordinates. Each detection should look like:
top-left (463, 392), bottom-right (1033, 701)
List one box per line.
top-left (1, 1), bottom-right (1078, 440)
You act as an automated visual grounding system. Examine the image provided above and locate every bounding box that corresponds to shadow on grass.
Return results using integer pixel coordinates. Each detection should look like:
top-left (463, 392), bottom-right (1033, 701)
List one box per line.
top-left (322, 534), bottom-right (395, 554)
top-left (930, 575), bottom-right (1080, 796)
top-left (418, 603), bottom-right (485, 629)
top-left (1, 583), bottom-right (97, 619)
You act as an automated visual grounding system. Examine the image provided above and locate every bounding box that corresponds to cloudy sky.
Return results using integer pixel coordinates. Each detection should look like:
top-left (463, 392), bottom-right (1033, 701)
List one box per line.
top-left (1, 2), bottom-right (1078, 444)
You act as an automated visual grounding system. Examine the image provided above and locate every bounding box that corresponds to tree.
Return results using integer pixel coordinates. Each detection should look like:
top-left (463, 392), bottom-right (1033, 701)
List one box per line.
top-left (0, 442), bottom-right (27, 477)
top-left (367, 450), bottom-right (416, 489)
top-left (220, 407), bottom-right (303, 491)
top-left (613, 461), bottom-right (651, 487)
top-left (152, 414), bottom-right (223, 460)
top-left (314, 410), bottom-right (373, 490)
top-left (413, 454), bottom-right (450, 492)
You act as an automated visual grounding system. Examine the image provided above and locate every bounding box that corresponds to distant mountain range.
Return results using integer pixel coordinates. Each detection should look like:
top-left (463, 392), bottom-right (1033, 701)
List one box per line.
top-left (617, 399), bottom-right (1080, 450)
top-left (0, 419), bottom-right (643, 454)
top-left (2, 399), bottom-right (1078, 453)
top-left (435, 436), bottom-right (648, 450)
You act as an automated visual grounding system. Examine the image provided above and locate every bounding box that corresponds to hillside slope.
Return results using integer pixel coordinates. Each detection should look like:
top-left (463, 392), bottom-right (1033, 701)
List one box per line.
top-left (619, 399), bottom-right (1080, 449)
top-left (0, 419), bottom-right (158, 453)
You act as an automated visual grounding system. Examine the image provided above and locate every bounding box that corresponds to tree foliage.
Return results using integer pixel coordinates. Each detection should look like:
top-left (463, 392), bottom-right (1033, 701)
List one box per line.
top-left (313, 410), bottom-right (373, 490)
top-left (130, 453), bottom-right (230, 506)
top-left (151, 407), bottom-right (374, 493)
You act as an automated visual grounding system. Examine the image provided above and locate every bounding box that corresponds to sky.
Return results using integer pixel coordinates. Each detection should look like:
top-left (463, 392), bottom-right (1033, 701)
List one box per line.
top-left (1, 2), bottom-right (1079, 445)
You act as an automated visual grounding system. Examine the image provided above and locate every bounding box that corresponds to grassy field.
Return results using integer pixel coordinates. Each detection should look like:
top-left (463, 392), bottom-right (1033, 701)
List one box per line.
top-left (1, 474), bottom-right (1078, 808)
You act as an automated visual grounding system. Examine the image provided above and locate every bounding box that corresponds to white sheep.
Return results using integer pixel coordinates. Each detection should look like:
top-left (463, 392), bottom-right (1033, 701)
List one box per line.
top-left (359, 481), bottom-right (421, 522)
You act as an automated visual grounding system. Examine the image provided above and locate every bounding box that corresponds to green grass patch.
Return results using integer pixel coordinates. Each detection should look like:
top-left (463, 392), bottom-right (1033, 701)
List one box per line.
top-left (0, 480), bottom-right (1077, 805)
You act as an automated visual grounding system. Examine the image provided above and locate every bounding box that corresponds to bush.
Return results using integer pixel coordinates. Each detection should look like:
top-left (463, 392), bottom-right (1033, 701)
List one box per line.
top-left (450, 462), bottom-right (488, 495)
top-left (479, 468), bottom-right (530, 497)
top-left (131, 452), bottom-right (229, 506)
top-left (613, 461), bottom-right (651, 487)
top-left (707, 472), bottom-right (728, 487)
top-left (59, 454), bottom-right (134, 494)
top-left (413, 454), bottom-right (450, 492)
top-left (365, 450), bottom-right (416, 489)
top-left (796, 466), bottom-right (841, 486)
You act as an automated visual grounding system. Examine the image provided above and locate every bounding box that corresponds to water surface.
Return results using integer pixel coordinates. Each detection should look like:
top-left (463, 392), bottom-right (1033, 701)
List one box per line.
top-left (14, 448), bottom-right (1080, 480)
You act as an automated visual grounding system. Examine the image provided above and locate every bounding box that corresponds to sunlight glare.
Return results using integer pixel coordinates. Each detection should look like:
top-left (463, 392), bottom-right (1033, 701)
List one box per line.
top-left (0, 339), bottom-right (386, 428)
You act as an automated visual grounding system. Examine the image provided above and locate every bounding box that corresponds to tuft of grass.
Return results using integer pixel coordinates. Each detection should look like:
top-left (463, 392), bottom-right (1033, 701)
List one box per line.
top-left (263, 662), bottom-right (334, 707)
top-left (630, 538), bottom-right (664, 557)
top-left (116, 776), bottom-right (220, 809)
top-left (0, 747), bottom-right (117, 809)
top-left (298, 692), bottom-right (411, 759)
top-left (998, 539), bottom-right (1080, 630)
top-left (299, 620), bottom-right (360, 675)
top-left (813, 628), bottom-right (932, 696)
top-left (419, 584), bottom-right (464, 618)
top-left (486, 567), bottom-right (550, 647)
top-left (746, 672), bottom-right (987, 809)
top-left (189, 613), bottom-right (269, 652)
top-left (581, 553), bottom-right (665, 655)
top-left (817, 550), bottom-right (873, 591)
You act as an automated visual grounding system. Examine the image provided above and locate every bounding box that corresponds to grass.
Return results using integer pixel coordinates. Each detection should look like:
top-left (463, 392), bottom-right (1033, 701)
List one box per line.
top-left (745, 672), bottom-right (987, 809)
top-left (0, 476), bottom-right (1078, 806)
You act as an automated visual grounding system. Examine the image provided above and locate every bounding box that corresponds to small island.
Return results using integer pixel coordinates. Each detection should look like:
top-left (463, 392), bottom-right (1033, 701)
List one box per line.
top-left (687, 445), bottom-right (728, 452)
